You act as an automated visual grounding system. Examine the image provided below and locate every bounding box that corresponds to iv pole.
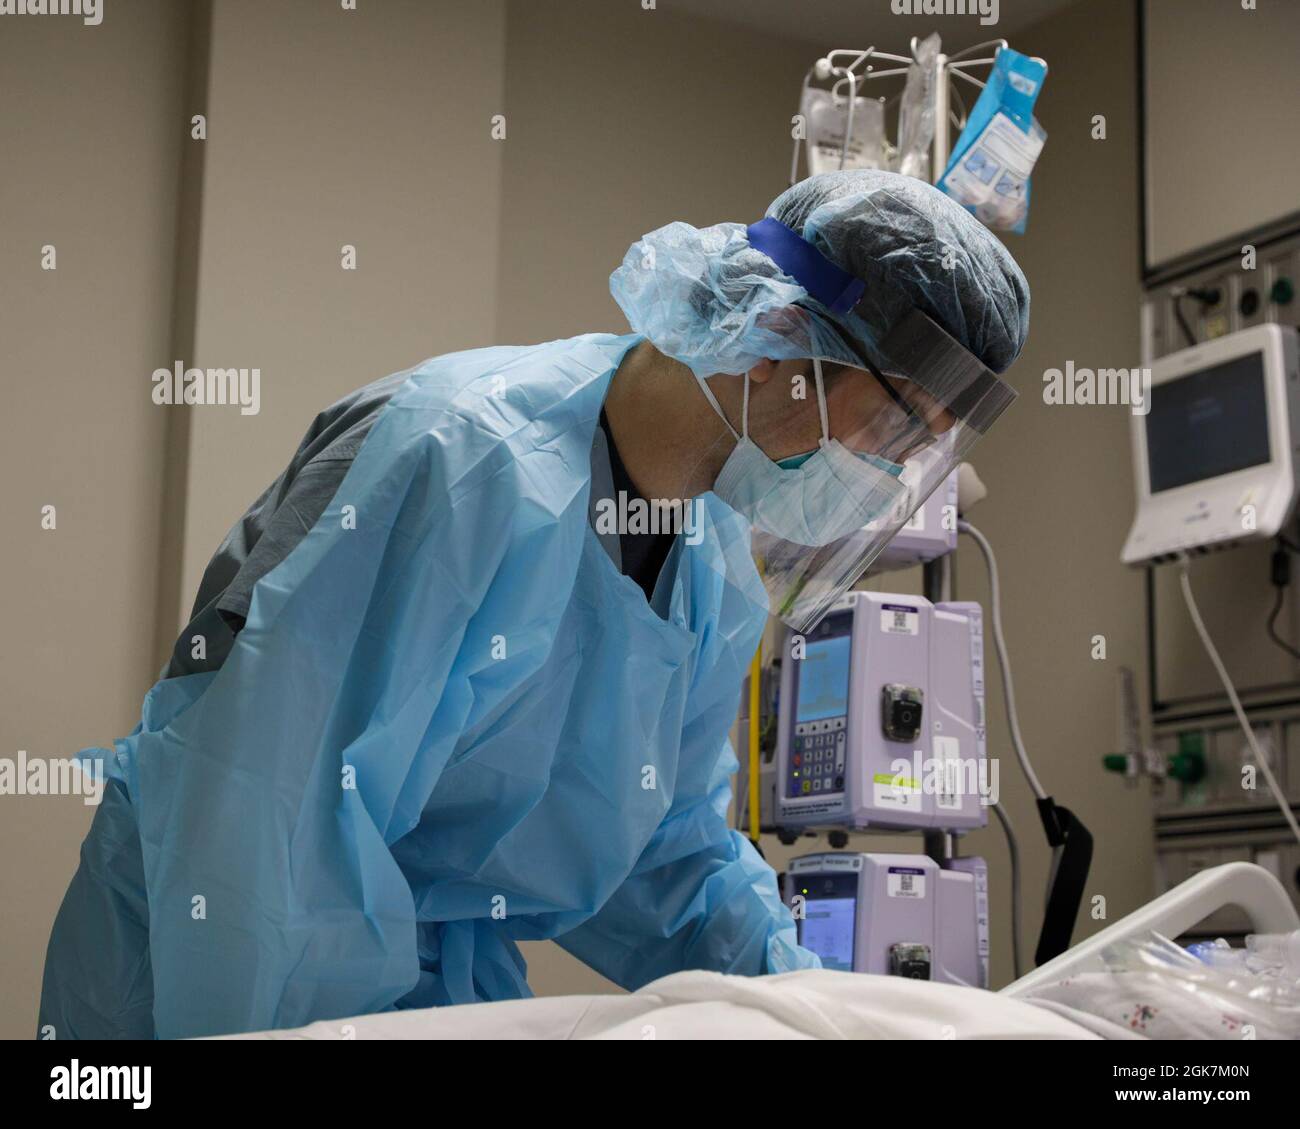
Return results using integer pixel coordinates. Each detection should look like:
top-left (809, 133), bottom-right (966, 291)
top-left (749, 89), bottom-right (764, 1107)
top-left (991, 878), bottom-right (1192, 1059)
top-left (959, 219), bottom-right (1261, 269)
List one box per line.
top-left (788, 38), bottom-right (1018, 863)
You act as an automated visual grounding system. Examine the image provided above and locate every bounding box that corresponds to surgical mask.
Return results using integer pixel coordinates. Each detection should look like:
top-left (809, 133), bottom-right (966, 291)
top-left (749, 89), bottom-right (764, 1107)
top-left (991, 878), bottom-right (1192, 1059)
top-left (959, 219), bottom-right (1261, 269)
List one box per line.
top-left (694, 359), bottom-right (907, 548)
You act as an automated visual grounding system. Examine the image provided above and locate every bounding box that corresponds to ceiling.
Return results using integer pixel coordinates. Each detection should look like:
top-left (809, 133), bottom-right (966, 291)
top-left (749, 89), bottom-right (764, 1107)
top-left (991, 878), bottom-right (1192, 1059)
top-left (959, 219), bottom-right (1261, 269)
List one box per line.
top-left (661, 0), bottom-right (1081, 53)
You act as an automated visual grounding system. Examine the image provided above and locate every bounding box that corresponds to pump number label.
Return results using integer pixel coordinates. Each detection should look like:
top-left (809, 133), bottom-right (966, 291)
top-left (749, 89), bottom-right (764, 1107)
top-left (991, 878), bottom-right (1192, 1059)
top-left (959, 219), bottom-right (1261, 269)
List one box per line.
top-left (873, 772), bottom-right (922, 813)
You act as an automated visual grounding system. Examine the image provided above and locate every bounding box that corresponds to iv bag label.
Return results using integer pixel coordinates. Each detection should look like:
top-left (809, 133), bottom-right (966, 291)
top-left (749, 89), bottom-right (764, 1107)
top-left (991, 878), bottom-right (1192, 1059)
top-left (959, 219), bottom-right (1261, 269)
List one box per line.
top-left (803, 89), bottom-right (886, 177)
top-left (934, 735), bottom-right (963, 811)
top-left (887, 866), bottom-right (926, 899)
top-left (942, 111), bottom-right (1045, 231)
top-left (881, 604), bottom-right (919, 635)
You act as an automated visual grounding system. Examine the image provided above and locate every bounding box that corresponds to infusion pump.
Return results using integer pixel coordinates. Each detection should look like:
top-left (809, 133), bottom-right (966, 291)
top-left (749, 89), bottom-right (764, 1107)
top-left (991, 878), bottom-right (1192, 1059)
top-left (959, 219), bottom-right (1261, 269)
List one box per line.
top-left (1122, 323), bottom-right (1300, 565)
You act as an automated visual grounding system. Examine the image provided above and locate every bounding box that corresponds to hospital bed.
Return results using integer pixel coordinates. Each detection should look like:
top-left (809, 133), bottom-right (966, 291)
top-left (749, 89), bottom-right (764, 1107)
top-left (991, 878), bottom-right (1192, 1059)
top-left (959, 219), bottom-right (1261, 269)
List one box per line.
top-left (224, 863), bottom-right (1298, 1040)
top-left (1002, 861), bottom-right (1299, 997)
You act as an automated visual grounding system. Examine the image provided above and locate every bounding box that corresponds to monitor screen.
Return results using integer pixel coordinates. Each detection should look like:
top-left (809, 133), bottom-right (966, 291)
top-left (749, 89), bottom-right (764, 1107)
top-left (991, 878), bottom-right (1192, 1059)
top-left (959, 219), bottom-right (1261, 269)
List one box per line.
top-left (796, 635), bottom-right (851, 722)
top-left (1146, 352), bottom-right (1271, 493)
top-left (800, 894), bottom-right (856, 971)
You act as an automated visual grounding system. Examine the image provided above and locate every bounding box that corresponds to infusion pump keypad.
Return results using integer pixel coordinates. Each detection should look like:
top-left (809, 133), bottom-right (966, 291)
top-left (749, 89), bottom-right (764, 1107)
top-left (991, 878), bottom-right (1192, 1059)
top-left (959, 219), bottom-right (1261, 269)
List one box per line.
top-left (789, 717), bottom-right (846, 798)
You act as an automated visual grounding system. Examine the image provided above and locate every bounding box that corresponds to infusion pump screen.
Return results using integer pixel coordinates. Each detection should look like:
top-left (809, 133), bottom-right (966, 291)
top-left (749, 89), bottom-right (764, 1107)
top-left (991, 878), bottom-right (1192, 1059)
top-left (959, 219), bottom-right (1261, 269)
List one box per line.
top-left (797, 877), bottom-right (857, 971)
top-left (796, 635), bottom-right (851, 723)
top-left (1146, 352), bottom-right (1271, 492)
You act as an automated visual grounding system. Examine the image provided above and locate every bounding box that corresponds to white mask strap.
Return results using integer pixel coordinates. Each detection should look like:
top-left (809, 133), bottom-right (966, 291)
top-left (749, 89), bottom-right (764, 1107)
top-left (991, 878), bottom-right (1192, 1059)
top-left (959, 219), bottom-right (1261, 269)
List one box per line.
top-left (692, 371), bottom-right (740, 442)
top-left (812, 358), bottom-right (831, 446)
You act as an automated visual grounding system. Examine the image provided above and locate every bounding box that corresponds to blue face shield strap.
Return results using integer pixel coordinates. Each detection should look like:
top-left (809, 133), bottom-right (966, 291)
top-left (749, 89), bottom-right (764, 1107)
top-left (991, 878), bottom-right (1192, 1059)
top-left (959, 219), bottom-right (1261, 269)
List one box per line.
top-left (746, 219), bottom-right (920, 426)
top-left (745, 217), bottom-right (866, 316)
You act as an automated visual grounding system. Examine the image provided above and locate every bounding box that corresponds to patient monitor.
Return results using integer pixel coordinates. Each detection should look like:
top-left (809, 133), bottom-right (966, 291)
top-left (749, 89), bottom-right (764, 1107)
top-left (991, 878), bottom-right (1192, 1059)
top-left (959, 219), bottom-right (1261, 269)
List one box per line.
top-left (1122, 323), bottom-right (1300, 565)
top-left (784, 852), bottom-right (989, 987)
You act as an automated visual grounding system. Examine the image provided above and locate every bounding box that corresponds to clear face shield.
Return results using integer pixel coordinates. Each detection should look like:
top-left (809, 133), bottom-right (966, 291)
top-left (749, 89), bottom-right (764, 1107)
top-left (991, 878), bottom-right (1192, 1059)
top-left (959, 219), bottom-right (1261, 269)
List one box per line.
top-left (694, 307), bottom-right (1016, 633)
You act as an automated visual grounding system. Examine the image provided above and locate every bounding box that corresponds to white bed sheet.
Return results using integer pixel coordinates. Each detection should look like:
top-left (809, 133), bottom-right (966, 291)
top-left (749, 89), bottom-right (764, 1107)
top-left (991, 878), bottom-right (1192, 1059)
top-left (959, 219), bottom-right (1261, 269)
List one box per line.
top-left (222, 969), bottom-right (1100, 1040)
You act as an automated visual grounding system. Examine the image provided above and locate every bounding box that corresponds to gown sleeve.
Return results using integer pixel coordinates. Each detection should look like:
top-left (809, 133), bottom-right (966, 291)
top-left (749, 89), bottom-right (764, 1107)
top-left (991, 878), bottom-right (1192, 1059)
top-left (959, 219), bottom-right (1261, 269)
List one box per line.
top-left (555, 606), bottom-right (821, 989)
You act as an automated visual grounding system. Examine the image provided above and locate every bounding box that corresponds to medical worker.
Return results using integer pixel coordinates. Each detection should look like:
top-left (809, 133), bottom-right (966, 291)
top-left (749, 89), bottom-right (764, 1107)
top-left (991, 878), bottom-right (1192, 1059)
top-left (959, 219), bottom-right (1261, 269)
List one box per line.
top-left (40, 170), bottom-right (1029, 1038)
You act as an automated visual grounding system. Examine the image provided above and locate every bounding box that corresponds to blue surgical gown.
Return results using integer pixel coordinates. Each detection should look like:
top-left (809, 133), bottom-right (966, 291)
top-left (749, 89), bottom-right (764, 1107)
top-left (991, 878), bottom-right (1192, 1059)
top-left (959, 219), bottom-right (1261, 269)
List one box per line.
top-left (39, 332), bottom-right (817, 1039)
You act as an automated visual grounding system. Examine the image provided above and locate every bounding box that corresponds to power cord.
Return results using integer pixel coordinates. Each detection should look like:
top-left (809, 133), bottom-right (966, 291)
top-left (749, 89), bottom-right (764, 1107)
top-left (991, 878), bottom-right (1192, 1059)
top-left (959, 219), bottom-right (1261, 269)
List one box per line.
top-left (1266, 538), bottom-right (1300, 663)
top-left (1178, 553), bottom-right (1300, 847)
top-left (992, 800), bottom-right (1023, 980)
top-left (960, 519), bottom-right (1092, 965)
top-left (957, 520), bottom-right (1046, 800)
top-left (1171, 285), bottom-right (1221, 349)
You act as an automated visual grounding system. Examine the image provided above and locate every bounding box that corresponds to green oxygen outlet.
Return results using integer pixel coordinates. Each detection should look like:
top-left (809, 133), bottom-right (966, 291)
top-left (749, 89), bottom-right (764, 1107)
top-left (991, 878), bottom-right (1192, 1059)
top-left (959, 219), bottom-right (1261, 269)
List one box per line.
top-left (1271, 277), bottom-right (1295, 306)
top-left (1102, 753), bottom-right (1129, 774)
top-left (1170, 731), bottom-right (1207, 784)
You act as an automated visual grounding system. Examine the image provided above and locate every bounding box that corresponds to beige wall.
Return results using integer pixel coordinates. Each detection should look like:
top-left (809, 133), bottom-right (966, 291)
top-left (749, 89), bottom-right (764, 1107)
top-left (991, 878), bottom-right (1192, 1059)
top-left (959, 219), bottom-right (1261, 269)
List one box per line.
top-left (0, 1), bottom-right (194, 1039)
top-left (177, 0), bottom-right (507, 623)
top-left (952, 0), bottom-right (1152, 982)
top-left (493, 0), bottom-right (816, 346)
